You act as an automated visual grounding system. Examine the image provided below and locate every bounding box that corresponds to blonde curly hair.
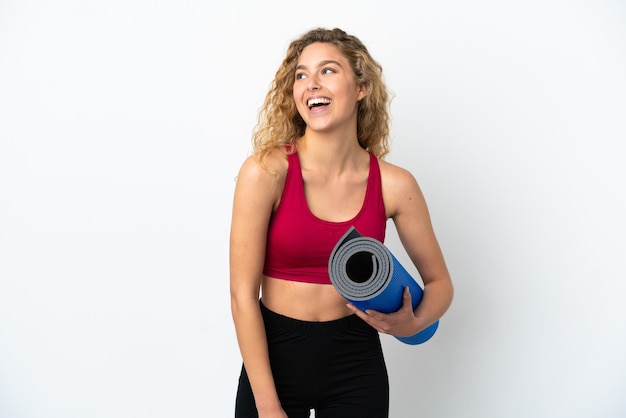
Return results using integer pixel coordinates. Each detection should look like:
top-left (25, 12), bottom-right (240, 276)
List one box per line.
top-left (252, 27), bottom-right (391, 166)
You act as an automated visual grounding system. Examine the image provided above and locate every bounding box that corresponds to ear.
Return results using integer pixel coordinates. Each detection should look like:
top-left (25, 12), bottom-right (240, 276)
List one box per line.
top-left (356, 83), bottom-right (367, 101)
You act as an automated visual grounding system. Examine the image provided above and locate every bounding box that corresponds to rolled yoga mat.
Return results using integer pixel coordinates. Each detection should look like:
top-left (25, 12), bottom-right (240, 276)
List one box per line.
top-left (328, 226), bottom-right (439, 345)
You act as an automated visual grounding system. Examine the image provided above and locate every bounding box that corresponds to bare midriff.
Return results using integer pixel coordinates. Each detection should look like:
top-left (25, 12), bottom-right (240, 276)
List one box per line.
top-left (261, 275), bottom-right (353, 321)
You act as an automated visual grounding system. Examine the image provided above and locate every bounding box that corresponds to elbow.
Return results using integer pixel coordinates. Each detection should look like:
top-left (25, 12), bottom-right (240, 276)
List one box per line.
top-left (230, 282), bottom-right (261, 317)
top-left (443, 276), bottom-right (454, 311)
top-left (441, 274), bottom-right (454, 305)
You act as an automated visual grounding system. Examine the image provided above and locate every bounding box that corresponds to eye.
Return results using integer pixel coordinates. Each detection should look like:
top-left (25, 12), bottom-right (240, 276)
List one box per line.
top-left (295, 72), bottom-right (307, 80)
top-left (321, 68), bottom-right (335, 75)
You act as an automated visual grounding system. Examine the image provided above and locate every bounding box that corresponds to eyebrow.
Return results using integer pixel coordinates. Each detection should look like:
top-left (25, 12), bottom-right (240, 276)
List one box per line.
top-left (296, 60), bottom-right (343, 71)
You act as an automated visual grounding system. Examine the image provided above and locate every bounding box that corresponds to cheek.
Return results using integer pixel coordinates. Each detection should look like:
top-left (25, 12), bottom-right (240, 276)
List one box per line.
top-left (292, 86), bottom-right (307, 113)
top-left (292, 80), bottom-right (303, 96)
top-left (292, 86), bottom-right (302, 105)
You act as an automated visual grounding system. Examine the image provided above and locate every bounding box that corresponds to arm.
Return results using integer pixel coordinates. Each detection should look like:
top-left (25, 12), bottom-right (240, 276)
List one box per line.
top-left (347, 162), bottom-right (453, 338)
top-left (230, 153), bottom-right (287, 417)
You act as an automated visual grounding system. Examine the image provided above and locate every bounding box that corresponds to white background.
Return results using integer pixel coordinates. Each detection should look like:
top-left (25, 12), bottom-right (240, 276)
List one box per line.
top-left (1, 1), bottom-right (625, 417)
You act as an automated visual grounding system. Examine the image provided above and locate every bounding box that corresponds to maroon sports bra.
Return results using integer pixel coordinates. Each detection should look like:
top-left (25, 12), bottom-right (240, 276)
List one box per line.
top-left (263, 150), bottom-right (387, 284)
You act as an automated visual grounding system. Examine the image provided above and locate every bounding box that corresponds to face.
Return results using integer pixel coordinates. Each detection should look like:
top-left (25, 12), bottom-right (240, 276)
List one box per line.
top-left (293, 42), bottom-right (366, 134)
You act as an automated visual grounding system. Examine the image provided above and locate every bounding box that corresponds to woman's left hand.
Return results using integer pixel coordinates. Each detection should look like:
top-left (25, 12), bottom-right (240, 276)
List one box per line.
top-left (346, 286), bottom-right (421, 338)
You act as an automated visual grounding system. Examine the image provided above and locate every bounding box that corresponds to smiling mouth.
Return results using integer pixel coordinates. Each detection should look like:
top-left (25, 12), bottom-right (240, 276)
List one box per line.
top-left (307, 97), bottom-right (332, 110)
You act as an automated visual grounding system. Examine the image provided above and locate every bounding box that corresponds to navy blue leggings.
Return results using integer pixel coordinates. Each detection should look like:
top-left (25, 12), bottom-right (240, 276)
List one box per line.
top-left (235, 301), bottom-right (389, 417)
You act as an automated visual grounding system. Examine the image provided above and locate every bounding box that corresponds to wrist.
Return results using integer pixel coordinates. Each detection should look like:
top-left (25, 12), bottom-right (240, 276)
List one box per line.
top-left (255, 393), bottom-right (282, 413)
top-left (409, 315), bottom-right (430, 336)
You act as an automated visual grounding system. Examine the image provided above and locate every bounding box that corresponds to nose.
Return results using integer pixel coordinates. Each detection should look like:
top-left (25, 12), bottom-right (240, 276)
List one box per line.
top-left (306, 74), bottom-right (320, 91)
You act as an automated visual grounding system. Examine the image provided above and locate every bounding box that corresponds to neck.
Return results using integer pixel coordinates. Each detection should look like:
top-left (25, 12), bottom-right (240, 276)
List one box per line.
top-left (296, 131), bottom-right (367, 174)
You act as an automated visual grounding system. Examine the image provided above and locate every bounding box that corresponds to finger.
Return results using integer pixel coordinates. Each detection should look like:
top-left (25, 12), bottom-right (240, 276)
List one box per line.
top-left (346, 302), bottom-right (358, 312)
top-left (403, 286), bottom-right (413, 310)
top-left (363, 309), bottom-right (386, 320)
top-left (348, 304), bottom-right (388, 331)
top-left (347, 303), bottom-right (371, 321)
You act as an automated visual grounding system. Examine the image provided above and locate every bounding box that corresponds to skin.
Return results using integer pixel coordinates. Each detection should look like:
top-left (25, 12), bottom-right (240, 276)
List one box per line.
top-left (230, 42), bottom-right (453, 418)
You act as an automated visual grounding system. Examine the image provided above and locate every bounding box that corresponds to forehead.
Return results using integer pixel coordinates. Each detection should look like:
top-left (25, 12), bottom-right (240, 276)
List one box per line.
top-left (297, 42), bottom-right (347, 66)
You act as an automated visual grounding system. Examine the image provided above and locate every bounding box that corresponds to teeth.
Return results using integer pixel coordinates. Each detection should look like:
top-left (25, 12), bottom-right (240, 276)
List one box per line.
top-left (307, 97), bottom-right (332, 107)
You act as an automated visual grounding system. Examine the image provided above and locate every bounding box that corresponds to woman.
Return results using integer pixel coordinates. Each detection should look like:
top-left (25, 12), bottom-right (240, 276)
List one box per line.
top-left (230, 27), bottom-right (453, 418)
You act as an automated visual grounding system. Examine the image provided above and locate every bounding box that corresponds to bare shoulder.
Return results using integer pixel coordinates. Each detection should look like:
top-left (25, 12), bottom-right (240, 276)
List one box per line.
top-left (378, 158), bottom-right (426, 218)
top-left (378, 158), bottom-right (419, 187)
top-left (237, 148), bottom-right (288, 179)
top-left (235, 148), bottom-right (289, 210)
